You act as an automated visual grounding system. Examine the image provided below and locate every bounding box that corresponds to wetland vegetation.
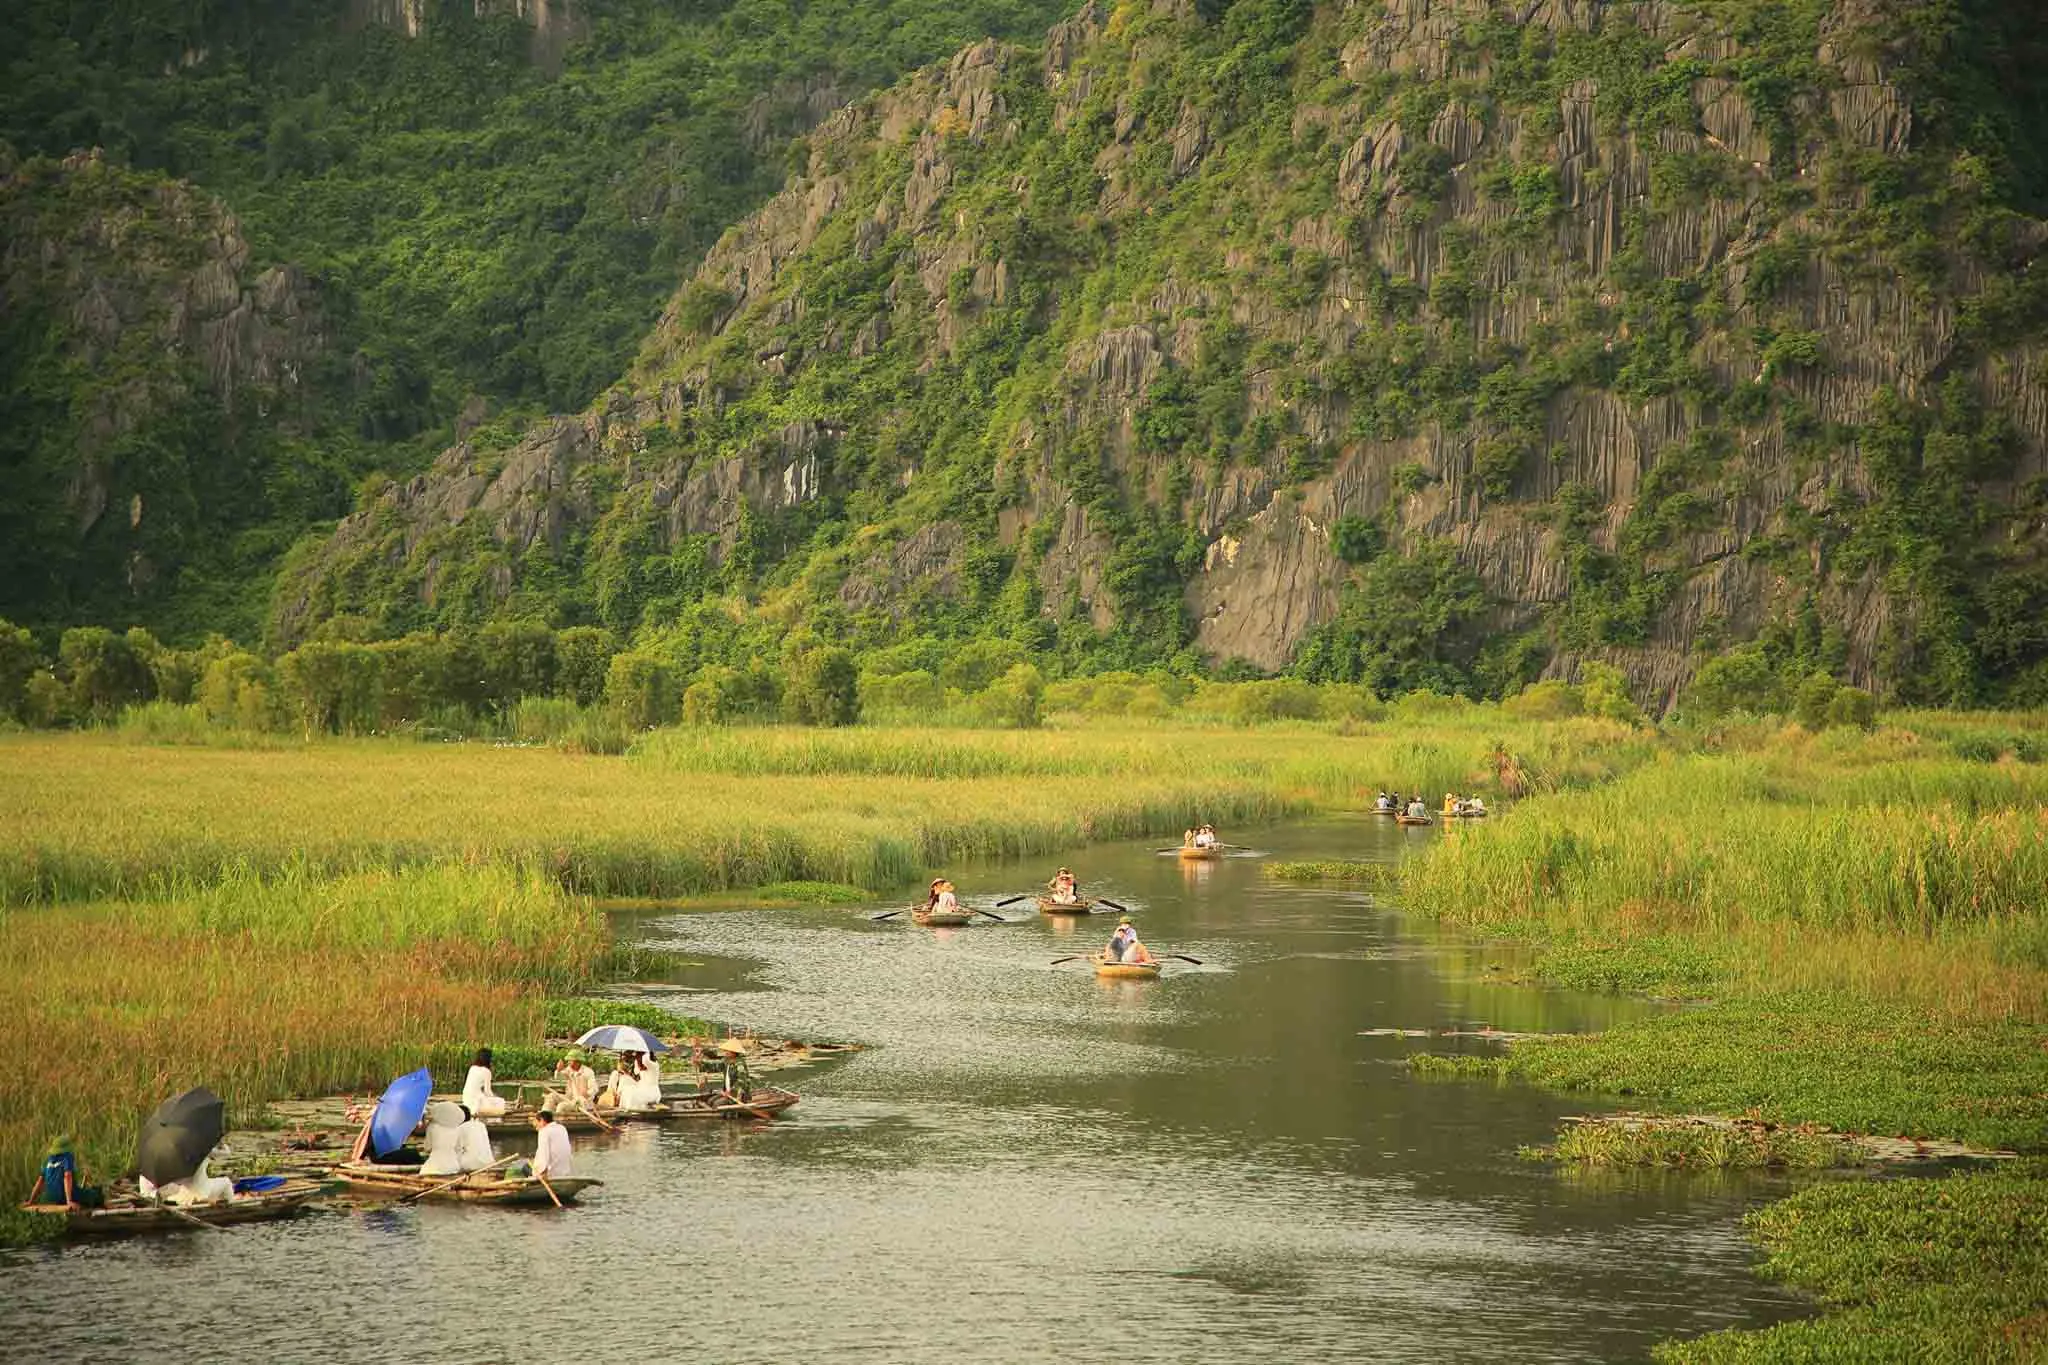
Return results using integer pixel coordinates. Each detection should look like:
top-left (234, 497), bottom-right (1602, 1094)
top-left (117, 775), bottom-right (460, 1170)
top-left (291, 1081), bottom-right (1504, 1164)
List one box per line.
top-left (3, 697), bottom-right (2043, 1357)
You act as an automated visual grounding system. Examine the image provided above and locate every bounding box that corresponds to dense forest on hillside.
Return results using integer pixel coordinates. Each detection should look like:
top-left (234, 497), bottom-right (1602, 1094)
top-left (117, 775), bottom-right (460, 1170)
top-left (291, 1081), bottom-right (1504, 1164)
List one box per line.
top-left (7, 0), bottom-right (2048, 713)
top-left (279, 0), bottom-right (2048, 709)
top-left (0, 0), bottom-right (1072, 636)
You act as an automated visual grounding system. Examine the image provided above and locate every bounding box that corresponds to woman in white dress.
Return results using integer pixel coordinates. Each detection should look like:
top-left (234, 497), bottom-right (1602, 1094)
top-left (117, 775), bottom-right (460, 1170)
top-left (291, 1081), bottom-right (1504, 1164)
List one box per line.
top-left (622, 1053), bottom-right (662, 1110)
top-left (419, 1102), bottom-right (466, 1176)
top-left (462, 1047), bottom-right (509, 1118)
top-left (454, 1106), bottom-right (496, 1172)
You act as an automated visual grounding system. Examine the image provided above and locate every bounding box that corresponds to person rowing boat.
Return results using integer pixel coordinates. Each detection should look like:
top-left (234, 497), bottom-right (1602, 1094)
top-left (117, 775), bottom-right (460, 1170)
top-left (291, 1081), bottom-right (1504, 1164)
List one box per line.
top-left (1047, 867), bottom-right (1081, 905)
top-left (1104, 917), bottom-right (1154, 966)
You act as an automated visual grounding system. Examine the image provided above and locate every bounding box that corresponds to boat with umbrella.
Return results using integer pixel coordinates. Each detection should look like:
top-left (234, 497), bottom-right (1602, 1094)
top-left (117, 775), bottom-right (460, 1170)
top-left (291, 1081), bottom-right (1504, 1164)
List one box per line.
top-left (23, 1087), bottom-right (332, 1236)
top-left (333, 1068), bottom-right (599, 1207)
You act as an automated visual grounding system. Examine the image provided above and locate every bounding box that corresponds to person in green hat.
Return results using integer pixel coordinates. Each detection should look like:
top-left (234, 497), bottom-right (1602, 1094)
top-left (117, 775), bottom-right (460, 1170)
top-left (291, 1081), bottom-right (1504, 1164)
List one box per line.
top-left (28, 1137), bottom-right (102, 1210)
top-left (550, 1047), bottom-right (597, 1116)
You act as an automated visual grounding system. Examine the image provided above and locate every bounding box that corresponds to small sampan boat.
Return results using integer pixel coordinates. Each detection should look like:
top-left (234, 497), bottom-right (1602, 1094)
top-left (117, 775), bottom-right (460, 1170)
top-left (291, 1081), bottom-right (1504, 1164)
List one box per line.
top-left (334, 1162), bottom-right (601, 1205)
top-left (22, 1179), bottom-right (329, 1236)
top-left (1177, 845), bottom-right (1221, 861)
top-left (1036, 894), bottom-right (1096, 915)
top-left (912, 907), bottom-right (974, 926)
top-left (1395, 814), bottom-right (1435, 826)
top-left (1094, 955), bottom-right (1162, 980)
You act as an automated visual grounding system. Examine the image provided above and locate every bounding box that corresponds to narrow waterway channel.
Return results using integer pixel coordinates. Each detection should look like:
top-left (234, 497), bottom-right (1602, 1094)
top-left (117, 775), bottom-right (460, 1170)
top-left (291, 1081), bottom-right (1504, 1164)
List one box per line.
top-left (0, 816), bottom-right (1810, 1361)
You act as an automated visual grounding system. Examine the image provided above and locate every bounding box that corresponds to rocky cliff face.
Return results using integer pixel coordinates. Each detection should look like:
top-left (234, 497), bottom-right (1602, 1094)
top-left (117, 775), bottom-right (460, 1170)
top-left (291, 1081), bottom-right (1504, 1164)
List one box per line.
top-left (276, 0), bottom-right (2048, 704)
top-left (1, 149), bottom-right (327, 627)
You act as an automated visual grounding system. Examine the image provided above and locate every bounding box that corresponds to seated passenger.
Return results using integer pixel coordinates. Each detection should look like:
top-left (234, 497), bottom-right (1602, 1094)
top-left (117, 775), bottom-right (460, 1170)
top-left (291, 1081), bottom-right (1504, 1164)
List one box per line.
top-left (455, 1106), bottom-right (496, 1172)
top-left (462, 1048), bottom-right (509, 1119)
top-left (419, 1102), bottom-right (466, 1176)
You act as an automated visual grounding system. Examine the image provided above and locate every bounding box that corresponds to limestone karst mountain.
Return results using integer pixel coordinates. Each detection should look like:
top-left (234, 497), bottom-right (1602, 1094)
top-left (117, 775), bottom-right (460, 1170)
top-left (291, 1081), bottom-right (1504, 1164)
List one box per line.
top-left (276, 0), bottom-right (2048, 706)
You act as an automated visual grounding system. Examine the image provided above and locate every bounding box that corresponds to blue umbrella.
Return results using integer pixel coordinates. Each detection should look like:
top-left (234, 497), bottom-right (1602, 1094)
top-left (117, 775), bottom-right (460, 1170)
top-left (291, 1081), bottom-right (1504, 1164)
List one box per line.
top-left (369, 1068), bottom-right (433, 1158)
top-left (575, 1025), bottom-right (669, 1056)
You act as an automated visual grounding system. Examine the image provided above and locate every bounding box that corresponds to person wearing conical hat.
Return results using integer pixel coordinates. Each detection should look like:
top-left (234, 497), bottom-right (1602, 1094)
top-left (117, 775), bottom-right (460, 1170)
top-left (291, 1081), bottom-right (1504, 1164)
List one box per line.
top-left (1105, 917), bottom-right (1153, 966)
top-left (932, 878), bottom-right (962, 917)
top-left (29, 1136), bottom-right (102, 1210)
top-left (551, 1047), bottom-right (597, 1116)
top-left (419, 1101), bottom-right (467, 1176)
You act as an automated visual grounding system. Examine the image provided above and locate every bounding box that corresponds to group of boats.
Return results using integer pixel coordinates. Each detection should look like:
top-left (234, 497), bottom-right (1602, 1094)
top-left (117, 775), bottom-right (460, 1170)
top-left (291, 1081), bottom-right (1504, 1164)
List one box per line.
top-left (25, 1033), bottom-right (802, 1236)
top-left (881, 864), bottom-right (1195, 982)
top-left (1374, 792), bottom-right (1491, 826)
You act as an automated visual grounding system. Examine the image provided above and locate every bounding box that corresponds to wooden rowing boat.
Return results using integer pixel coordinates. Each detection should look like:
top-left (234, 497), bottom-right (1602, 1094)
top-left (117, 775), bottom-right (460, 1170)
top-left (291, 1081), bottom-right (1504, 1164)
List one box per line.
top-left (1395, 814), bottom-right (1435, 826)
top-left (333, 1162), bottom-right (600, 1205)
top-left (913, 908), bottom-right (974, 926)
top-left (480, 1086), bottom-right (800, 1131)
top-left (1094, 956), bottom-right (1163, 980)
top-left (1036, 894), bottom-right (1096, 915)
top-left (1453, 809), bottom-right (1490, 819)
top-left (21, 1180), bottom-right (328, 1236)
top-left (1370, 806), bottom-right (1400, 816)
top-left (1177, 845), bottom-right (1221, 861)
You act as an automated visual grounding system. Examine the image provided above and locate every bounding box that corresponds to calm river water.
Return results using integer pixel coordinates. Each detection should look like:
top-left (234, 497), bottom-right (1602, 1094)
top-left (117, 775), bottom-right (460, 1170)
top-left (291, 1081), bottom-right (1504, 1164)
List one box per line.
top-left (0, 816), bottom-right (1809, 1361)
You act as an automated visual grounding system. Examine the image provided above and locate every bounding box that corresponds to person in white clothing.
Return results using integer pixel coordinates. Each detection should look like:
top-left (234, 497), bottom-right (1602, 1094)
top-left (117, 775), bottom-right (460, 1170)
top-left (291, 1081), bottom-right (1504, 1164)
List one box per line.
top-left (462, 1047), bottom-right (508, 1118)
top-left (550, 1050), bottom-right (598, 1115)
top-left (418, 1102), bottom-right (466, 1176)
top-left (454, 1106), bottom-right (495, 1172)
top-left (530, 1109), bottom-right (572, 1179)
top-left (145, 1158), bottom-right (234, 1205)
top-left (624, 1054), bottom-right (662, 1110)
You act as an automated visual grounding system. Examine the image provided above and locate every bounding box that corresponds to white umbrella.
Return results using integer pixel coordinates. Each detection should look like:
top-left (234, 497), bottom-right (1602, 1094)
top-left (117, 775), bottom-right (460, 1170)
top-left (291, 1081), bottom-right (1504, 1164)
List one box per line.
top-left (575, 1024), bottom-right (669, 1055)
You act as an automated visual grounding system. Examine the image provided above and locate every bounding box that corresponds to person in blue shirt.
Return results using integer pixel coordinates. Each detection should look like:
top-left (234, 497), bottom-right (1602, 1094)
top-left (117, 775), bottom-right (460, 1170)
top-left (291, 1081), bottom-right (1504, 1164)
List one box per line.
top-left (28, 1137), bottom-right (102, 1209)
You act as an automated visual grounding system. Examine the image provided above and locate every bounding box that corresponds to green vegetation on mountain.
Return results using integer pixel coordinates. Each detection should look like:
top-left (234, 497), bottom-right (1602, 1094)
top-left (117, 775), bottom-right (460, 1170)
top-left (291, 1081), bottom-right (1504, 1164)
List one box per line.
top-left (5, 0), bottom-right (2048, 712)
top-left (268, 0), bottom-right (2048, 709)
top-left (0, 0), bottom-right (1075, 637)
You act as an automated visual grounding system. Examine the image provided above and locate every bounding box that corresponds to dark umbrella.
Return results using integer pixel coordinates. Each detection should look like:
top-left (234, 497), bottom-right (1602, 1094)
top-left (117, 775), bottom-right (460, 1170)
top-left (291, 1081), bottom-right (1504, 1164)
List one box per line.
top-left (137, 1087), bottom-right (227, 1187)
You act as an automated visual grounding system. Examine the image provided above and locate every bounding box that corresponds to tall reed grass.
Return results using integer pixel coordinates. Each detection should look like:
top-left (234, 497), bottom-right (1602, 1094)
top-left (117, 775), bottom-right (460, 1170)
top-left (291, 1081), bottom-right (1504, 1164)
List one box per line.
top-left (1401, 733), bottom-right (2048, 1020)
top-left (0, 866), bottom-right (599, 1238)
top-left (0, 720), bottom-right (1659, 905)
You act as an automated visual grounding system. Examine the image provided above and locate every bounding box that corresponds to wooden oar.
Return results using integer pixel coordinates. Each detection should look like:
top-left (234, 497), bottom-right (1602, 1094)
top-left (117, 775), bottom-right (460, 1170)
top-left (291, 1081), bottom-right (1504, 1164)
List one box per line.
top-left (716, 1088), bottom-right (778, 1121)
top-left (159, 1199), bottom-right (227, 1233)
top-left (535, 1171), bottom-right (564, 1209)
top-left (1049, 955), bottom-right (1085, 966)
top-left (403, 1153), bottom-right (518, 1203)
top-left (1097, 898), bottom-right (1128, 912)
top-left (973, 908), bottom-right (1008, 923)
top-left (995, 894), bottom-right (1028, 907)
top-left (870, 908), bottom-right (906, 921)
top-left (1166, 954), bottom-right (1205, 965)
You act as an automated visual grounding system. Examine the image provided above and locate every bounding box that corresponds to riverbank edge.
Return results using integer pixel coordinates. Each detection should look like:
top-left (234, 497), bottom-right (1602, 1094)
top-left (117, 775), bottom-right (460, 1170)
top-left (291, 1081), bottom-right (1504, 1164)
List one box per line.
top-left (1394, 934), bottom-right (2048, 1360)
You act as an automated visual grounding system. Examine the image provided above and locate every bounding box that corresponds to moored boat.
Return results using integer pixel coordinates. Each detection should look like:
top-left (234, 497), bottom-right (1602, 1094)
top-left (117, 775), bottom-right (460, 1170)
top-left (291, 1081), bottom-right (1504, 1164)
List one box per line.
top-left (1035, 894), bottom-right (1096, 915)
top-left (332, 1162), bottom-right (600, 1205)
top-left (478, 1085), bottom-right (801, 1131)
top-left (1093, 956), bottom-right (1163, 980)
top-left (21, 1180), bottom-right (329, 1236)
